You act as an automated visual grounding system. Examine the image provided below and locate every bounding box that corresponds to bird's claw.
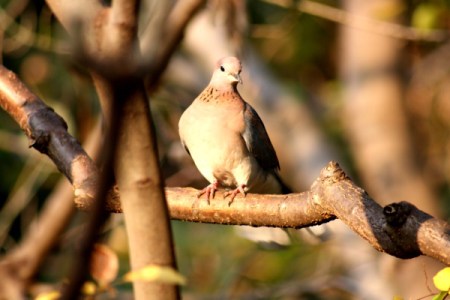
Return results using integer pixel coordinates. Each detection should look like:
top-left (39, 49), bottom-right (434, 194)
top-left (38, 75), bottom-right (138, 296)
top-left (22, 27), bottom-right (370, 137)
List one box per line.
top-left (224, 184), bottom-right (247, 206)
top-left (197, 181), bottom-right (219, 204)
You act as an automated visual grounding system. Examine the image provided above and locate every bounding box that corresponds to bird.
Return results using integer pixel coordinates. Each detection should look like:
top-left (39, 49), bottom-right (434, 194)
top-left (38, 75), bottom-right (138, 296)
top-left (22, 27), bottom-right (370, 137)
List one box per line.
top-left (178, 56), bottom-right (290, 205)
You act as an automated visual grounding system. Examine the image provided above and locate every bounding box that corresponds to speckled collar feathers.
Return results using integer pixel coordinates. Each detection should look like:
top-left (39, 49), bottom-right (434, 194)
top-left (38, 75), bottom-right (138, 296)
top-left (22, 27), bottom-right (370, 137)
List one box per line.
top-left (197, 86), bottom-right (242, 104)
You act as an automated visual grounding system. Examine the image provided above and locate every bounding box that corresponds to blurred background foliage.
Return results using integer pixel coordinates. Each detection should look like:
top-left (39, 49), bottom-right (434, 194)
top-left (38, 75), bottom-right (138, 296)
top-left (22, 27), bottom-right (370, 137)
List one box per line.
top-left (1, 0), bottom-right (450, 299)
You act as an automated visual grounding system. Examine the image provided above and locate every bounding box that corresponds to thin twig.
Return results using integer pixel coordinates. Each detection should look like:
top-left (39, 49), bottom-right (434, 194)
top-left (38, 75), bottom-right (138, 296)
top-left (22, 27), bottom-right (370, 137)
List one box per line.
top-left (144, 0), bottom-right (206, 92)
top-left (0, 6), bottom-right (68, 54)
top-left (60, 84), bottom-right (116, 300)
top-left (0, 157), bottom-right (49, 246)
top-left (261, 0), bottom-right (448, 42)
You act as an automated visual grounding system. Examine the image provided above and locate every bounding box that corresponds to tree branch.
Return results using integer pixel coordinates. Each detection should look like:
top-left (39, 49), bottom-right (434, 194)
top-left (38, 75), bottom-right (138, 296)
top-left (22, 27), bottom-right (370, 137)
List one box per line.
top-left (0, 65), bottom-right (100, 205)
top-left (45, 0), bottom-right (103, 26)
top-left (74, 161), bottom-right (450, 265)
top-left (142, 0), bottom-right (205, 92)
top-left (58, 152), bottom-right (450, 266)
top-left (164, 162), bottom-right (450, 265)
top-left (166, 188), bottom-right (332, 228)
top-left (262, 0), bottom-right (448, 42)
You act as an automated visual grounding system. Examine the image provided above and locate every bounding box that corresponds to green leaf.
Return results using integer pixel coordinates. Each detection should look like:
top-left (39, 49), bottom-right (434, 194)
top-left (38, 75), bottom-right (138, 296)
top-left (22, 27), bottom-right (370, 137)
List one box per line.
top-left (433, 267), bottom-right (450, 293)
top-left (123, 265), bottom-right (186, 285)
top-left (412, 3), bottom-right (441, 30)
top-left (432, 291), bottom-right (448, 300)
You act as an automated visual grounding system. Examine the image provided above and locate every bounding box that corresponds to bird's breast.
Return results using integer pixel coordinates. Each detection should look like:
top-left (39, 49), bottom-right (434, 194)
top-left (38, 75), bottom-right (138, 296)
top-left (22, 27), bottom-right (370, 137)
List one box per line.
top-left (179, 102), bottom-right (254, 186)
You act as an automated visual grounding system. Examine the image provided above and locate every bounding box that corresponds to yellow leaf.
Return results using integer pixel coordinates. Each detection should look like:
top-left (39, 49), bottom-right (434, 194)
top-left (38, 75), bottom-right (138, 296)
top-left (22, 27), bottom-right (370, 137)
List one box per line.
top-left (433, 267), bottom-right (450, 293)
top-left (123, 265), bottom-right (186, 285)
top-left (82, 281), bottom-right (97, 295)
top-left (393, 296), bottom-right (404, 300)
top-left (35, 291), bottom-right (60, 300)
top-left (412, 3), bottom-right (441, 31)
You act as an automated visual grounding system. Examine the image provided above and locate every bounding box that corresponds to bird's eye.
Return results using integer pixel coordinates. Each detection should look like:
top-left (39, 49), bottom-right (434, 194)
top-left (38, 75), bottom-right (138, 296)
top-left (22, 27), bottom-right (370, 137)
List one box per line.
top-left (220, 66), bottom-right (225, 72)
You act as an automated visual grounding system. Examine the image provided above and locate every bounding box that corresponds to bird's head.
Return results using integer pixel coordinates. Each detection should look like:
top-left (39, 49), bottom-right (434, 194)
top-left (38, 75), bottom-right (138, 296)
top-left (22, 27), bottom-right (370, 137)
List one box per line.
top-left (210, 56), bottom-right (243, 90)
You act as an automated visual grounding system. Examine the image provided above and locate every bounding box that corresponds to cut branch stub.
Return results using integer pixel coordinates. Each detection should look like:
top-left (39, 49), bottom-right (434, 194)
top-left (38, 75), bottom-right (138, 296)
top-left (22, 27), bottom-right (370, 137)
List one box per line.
top-left (382, 201), bottom-right (423, 258)
top-left (383, 201), bottom-right (412, 228)
top-left (383, 201), bottom-right (450, 262)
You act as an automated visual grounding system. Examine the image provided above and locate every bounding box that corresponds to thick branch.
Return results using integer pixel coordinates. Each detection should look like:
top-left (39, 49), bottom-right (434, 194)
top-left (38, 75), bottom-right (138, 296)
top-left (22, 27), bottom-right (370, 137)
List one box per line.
top-left (112, 79), bottom-right (179, 299)
top-left (44, 0), bottom-right (103, 32)
top-left (0, 65), bottom-right (100, 204)
top-left (312, 163), bottom-right (449, 264)
top-left (143, 0), bottom-right (205, 92)
top-left (167, 163), bottom-right (449, 263)
top-left (166, 188), bottom-right (333, 228)
top-left (64, 156), bottom-right (450, 266)
top-left (80, 162), bottom-right (449, 265)
top-left (174, 163), bottom-right (448, 265)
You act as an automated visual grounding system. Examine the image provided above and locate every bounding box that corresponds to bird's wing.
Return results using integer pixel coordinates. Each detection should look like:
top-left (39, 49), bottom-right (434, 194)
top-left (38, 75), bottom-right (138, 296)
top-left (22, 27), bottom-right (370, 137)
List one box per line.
top-left (181, 139), bottom-right (191, 157)
top-left (242, 103), bottom-right (280, 171)
top-left (179, 112), bottom-right (192, 158)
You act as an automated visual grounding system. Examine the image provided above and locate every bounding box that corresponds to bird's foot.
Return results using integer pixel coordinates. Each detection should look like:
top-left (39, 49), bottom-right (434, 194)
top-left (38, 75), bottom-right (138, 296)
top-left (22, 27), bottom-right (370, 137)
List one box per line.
top-left (197, 181), bottom-right (219, 204)
top-left (224, 184), bottom-right (247, 206)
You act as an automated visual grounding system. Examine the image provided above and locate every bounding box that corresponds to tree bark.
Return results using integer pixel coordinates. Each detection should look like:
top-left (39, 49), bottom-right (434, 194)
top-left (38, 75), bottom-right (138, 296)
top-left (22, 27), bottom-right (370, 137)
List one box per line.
top-left (45, 1), bottom-right (182, 298)
top-left (114, 79), bottom-right (179, 299)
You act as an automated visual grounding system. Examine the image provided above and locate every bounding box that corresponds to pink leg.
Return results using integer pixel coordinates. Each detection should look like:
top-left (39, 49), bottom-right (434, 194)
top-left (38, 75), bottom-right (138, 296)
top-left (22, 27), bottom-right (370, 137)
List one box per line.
top-left (197, 180), bottom-right (219, 204)
top-left (224, 184), bottom-right (247, 206)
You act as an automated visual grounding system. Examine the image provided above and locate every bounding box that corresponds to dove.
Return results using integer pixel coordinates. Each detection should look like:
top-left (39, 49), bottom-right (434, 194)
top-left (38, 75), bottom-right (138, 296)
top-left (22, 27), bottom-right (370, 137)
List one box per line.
top-left (178, 56), bottom-right (290, 204)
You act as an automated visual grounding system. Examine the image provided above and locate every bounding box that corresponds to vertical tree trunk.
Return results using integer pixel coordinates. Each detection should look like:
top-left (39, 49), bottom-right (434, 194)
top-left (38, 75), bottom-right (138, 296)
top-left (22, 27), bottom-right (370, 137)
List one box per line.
top-left (44, 1), bottom-right (180, 297)
top-left (339, 0), bottom-right (444, 297)
top-left (114, 80), bottom-right (179, 299)
top-left (339, 0), bottom-right (438, 212)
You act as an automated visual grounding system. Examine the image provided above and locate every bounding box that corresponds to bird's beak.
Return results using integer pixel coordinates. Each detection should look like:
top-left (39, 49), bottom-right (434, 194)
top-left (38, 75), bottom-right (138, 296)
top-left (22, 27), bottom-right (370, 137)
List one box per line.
top-left (229, 73), bottom-right (243, 84)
